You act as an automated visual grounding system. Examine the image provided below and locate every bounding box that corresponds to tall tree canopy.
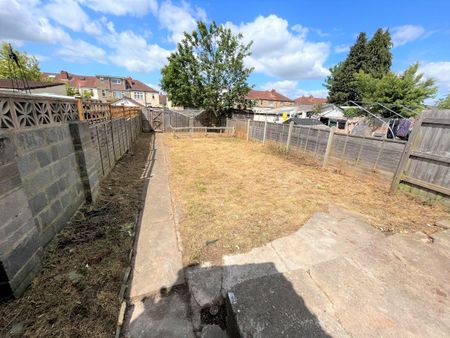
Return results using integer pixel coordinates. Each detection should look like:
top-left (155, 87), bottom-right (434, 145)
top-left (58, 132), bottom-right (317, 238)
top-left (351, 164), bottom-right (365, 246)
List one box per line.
top-left (355, 63), bottom-right (437, 117)
top-left (0, 42), bottom-right (41, 81)
top-left (325, 29), bottom-right (393, 104)
top-left (437, 94), bottom-right (450, 109)
top-left (366, 28), bottom-right (393, 78)
top-left (161, 21), bottom-right (253, 122)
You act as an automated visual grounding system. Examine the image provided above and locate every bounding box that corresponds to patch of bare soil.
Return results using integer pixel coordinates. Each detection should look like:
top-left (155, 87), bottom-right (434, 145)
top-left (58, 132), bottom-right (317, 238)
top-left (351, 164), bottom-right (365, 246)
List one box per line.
top-left (163, 135), bottom-right (450, 265)
top-left (0, 133), bottom-right (152, 337)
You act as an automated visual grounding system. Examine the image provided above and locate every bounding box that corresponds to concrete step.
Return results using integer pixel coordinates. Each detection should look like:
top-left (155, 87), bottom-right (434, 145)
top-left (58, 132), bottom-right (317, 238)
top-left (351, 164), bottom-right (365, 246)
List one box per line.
top-left (226, 228), bottom-right (450, 337)
top-left (124, 287), bottom-right (194, 338)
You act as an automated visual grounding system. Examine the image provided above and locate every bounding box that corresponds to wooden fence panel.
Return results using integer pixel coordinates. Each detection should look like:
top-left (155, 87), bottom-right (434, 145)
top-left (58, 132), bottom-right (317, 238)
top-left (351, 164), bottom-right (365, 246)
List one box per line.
top-left (391, 109), bottom-right (450, 199)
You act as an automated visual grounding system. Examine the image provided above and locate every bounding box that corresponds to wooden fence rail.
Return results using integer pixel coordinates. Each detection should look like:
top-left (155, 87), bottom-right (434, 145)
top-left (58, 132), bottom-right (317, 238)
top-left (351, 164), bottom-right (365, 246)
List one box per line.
top-left (229, 118), bottom-right (407, 174)
top-left (230, 115), bottom-right (449, 202)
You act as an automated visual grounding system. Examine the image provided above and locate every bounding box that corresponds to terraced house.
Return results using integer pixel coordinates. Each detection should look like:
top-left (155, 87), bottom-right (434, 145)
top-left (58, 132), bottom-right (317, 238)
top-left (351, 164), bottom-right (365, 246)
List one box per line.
top-left (245, 89), bottom-right (295, 108)
top-left (43, 71), bottom-right (161, 106)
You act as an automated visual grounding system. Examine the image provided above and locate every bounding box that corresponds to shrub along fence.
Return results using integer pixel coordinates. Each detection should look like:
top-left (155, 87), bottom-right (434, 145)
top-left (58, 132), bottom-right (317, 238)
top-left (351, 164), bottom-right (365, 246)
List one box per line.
top-left (0, 92), bottom-right (141, 298)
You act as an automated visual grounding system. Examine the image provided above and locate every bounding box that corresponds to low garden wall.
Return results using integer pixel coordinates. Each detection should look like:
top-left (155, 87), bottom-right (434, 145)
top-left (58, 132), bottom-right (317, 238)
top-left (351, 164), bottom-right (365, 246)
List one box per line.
top-left (0, 93), bottom-right (141, 298)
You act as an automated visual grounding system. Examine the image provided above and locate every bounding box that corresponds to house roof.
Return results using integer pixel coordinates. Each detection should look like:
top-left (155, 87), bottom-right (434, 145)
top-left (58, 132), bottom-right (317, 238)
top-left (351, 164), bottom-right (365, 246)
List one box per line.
top-left (42, 71), bottom-right (98, 88)
top-left (42, 71), bottom-right (158, 92)
top-left (111, 97), bottom-right (145, 107)
top-left (246, 89), bottom-right (293, 102)
top-left (294, 95), bottom-right (328, 105)
top-left (125, 78), bottom-right (158, 93)
top-left (284, 117), bottom-right (328, 127)
top-left (0, 79), bottom-right (64, 90)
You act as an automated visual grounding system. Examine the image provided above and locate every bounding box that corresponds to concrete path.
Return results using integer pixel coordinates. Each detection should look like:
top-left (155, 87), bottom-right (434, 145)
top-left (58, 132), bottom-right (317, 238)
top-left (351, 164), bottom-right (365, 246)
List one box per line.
top-left (125, 134), bottom-right (191, 337)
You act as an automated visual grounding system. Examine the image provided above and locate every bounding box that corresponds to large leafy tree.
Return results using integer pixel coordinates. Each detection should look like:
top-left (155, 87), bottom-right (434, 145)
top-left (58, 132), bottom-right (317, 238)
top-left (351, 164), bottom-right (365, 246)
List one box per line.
top-left (325, 33), bottom-right (369, 103)
top-left (325, 29), bottom-right (393, 104)
top-left (437, 94), bottom-right (450, 109)
top-left (0, 42), bottom-right (41, 80)
top-left (366, 28), bottom-right (393, 78)
top-left (161, 21), bottom-right (253, 122)
top-left (355, 63), bottom-right (437, 117)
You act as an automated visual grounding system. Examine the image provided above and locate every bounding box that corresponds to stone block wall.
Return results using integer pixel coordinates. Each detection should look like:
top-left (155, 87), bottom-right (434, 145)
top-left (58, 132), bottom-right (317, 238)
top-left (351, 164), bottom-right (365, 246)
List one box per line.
top-left (13, 124), bottom-right (86, 247)
top-left (0, 135), bottom-right (42, 298)
top-left (0, 114), bottom-right (141, 298)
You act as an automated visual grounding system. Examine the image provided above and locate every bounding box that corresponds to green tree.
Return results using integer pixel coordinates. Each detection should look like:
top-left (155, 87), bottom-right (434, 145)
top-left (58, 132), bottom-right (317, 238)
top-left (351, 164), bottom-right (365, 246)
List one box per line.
top-left (161, 21), bottom-right (253, 123)
top-left (65, 84), bottom-right (78, 96)
top-left (326, 32), bottom-right (369, 103)
top-left (366, 28), bottom-right (393, 78)
top-left (355, 63), bottom-right (437, 117)
top-left (437, 94), bottom-right (450, 109)
top-left (0, 42), bottom-right (41, 80)
top-left (325, 29), bottom-right (393, 104)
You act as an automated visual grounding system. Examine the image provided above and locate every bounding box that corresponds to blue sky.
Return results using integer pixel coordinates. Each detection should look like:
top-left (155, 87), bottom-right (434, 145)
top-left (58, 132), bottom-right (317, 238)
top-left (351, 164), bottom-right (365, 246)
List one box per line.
top-left (1, 0), bottom-right (449, 99)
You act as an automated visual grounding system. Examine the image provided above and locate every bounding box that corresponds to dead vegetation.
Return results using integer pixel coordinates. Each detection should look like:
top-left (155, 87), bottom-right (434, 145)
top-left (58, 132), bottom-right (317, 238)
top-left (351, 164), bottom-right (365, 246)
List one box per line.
top-left (0, 134), bottom-right (151, 337)
top-left (163, 135), bottom-right (449, 265)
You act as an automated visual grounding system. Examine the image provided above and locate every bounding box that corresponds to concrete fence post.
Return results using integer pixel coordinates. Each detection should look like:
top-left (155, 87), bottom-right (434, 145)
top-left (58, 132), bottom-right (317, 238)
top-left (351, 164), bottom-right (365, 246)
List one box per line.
top-left (322, 127), bottom-right (336, 167)
top-left (190, 116), bottom-right (194, 133)
top-left (246, 119), bottom-right (251, 141)
top-left (286, 121), bottom-right (294, 153)
top-left (263, 120), bottom-right (268, 144)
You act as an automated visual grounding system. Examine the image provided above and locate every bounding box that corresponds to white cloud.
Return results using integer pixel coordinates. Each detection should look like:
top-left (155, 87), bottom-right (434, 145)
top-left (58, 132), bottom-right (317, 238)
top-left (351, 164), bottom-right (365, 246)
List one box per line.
top-left (260, 80), bottom-right (328, 99)
top-left (104, 25), bottom-right (170, 72)
top-left (420, 61), bottom-right (450, 92)
top-left (334, 44), bottom-right (349, 53)
top-left (261, 80), bottom-right (298, 98)
top-left (0, 0), bottom-right (70, 43)
top-left (57, 39), bottom-right (106, 62)
top-left (391, 25), bottom-right (425, 47)
top-left (78, 0), bottom-right (158, 16)
top-left (44, 0), bottom-right (87, 31)
top-left (226, 15), bottom-right (330, 80)
top-left (158, 0), bottom-right (206, 44)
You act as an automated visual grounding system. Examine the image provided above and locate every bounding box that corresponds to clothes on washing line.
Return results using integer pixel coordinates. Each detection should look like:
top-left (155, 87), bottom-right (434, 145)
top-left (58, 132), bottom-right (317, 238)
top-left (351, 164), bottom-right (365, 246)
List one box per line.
top-left (396, 119), bottom-right (412, 138)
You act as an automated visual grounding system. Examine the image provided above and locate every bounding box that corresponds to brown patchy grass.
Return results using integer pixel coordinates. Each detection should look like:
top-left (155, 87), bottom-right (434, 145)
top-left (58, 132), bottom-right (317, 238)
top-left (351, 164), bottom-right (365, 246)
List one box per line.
top-left (163, 135), bottom-right (449, 266)
top-left (0, 134), bottom-right (151, 338)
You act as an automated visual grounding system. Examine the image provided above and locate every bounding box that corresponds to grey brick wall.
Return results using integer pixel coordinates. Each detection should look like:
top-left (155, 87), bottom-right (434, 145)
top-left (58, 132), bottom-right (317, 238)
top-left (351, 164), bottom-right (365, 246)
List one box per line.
top-left (0, 114), bottom-right (141, 298)
top-left (0, 134), bottom-right (42, 298)
top-left (12, 125), bottom-right (85, 248)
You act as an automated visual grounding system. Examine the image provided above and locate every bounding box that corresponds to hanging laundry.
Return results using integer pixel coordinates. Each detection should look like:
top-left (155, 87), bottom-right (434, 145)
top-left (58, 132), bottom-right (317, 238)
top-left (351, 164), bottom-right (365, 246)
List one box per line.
top-left (396, 119), bottom-right (412, 138)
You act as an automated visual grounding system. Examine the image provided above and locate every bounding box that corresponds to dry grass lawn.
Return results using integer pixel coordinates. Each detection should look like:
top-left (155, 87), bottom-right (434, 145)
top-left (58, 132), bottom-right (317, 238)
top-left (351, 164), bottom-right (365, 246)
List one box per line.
top-left (163, 134), bottom-right (449, 265)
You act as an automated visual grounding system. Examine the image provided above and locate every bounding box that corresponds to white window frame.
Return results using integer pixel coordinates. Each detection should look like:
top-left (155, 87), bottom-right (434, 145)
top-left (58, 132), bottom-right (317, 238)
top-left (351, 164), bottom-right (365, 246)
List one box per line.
top-left (111, 78), bottom-right (121, 84)
top-left (134, 91), bottom-right (143, 100)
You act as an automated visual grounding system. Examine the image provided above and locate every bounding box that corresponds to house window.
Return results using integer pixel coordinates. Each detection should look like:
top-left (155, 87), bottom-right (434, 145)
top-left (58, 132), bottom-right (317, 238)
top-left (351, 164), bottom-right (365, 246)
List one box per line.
top-left (113, 91), bottom-right (123, 98)
top-left (102, 90), bottom-right (106, 97)
top-left (152, 94), bottom-right (155, 99)
top-left (134, 91), bottom-right (143, 100)
top-left (112, 78), bottom-right (121, 84)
